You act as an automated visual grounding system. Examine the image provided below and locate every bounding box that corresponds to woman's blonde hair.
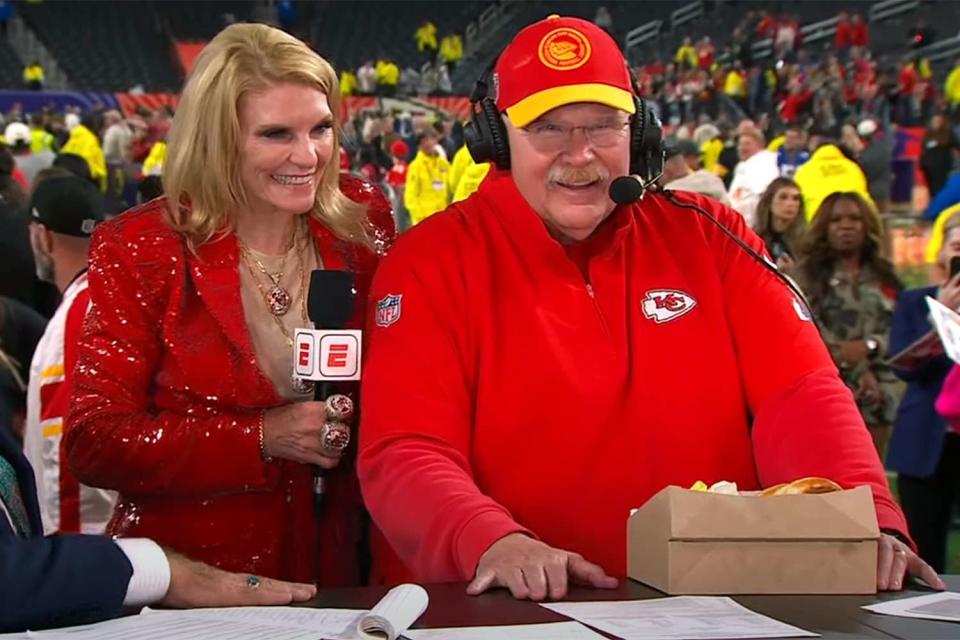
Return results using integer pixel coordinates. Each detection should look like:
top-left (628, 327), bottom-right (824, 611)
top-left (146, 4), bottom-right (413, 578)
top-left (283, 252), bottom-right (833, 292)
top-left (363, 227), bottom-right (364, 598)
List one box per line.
top-left (163, 23), bottom-right (368, 247)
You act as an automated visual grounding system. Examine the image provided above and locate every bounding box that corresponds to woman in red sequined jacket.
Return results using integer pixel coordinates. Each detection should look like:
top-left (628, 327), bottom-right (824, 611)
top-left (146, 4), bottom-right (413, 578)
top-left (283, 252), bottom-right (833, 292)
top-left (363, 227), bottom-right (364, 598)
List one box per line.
top-left (64, 24), bottom-right (394, 586)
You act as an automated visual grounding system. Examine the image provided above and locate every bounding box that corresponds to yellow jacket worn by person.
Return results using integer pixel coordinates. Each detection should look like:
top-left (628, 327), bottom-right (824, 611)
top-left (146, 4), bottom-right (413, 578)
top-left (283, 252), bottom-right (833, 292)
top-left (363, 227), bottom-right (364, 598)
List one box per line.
top-left (404, 150), bottom-right (450, 224)
top-left (30, 127), bottom-right (54, 154)
top-left (440, 35), bottom-right (463, 64)
top-left (375, 60), bottom-right (400, 87)
top-left (340, 70), bottom-right (358, 96)
top-left (946, 66), bottom-right (960, 106)
top-left (142, 141), bottom-right (167, 176)
top-left (415, 22), bottom-right (438, 52)
top-left (453, 162), bottom-right (490, 203)
top-left (61, 124), bottom-right (107, 191)
top-left (794, 144), bottom-right (874, 220)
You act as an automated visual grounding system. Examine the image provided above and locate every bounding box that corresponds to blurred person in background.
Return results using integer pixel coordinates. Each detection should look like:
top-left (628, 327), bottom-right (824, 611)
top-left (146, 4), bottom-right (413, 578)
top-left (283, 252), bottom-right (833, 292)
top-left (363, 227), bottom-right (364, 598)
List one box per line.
top-left (776, 125), bottom-right (809, 178)
top-left (63, 23), bottom-right (395, 586)
top-left (22, 174), bottom-right (116, 537)
top-left (660, 137), bottom-right (729, 205)
top-left (753, 177), bottom-right (805, 273)
top-left (6, 122), bottom-right (54, 187)
top-left (919, 112), bottom-right (960, 202)
top-left (101, 110), bottom-right (131, 198)
top-left (29, 114), bottom-right (54, 155)
top-left (888, 211), bottom-right (960, 574)
top-left (727, 127), bottom-right (779, 228)
top-left (0, 144), bottom-right (27, 208)
top-left (796, 192), bottom-right (903, 457)
top-left (22, 60), bottom-right (44, 91)
top-left (857, 119), bottom-right (893, 214)
top-left (60, 112), bottom-right (106, 192)
top-left (404, 130), bottom-right (449, 225)
top-left (0, 294), bottom-right (46, 442)
top-left (439, 33), bottom-right (463, 73)
top-left (795, 132), bottom-right (874, 221)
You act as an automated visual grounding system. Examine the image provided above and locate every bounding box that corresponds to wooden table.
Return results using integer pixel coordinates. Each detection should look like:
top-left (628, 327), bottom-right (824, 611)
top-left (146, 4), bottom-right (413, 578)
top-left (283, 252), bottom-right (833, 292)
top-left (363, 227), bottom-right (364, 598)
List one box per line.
top-left (308, 576), bottom-right (960, 639)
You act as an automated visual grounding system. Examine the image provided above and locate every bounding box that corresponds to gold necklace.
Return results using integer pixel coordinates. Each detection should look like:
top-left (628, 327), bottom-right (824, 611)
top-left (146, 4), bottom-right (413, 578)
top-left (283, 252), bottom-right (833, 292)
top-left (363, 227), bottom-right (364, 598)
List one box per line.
top-left (238, 227), bottom-right (297, 316)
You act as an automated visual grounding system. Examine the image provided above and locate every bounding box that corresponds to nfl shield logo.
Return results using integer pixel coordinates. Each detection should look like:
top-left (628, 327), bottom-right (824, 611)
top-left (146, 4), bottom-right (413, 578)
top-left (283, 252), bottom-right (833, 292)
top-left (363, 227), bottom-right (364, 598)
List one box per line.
top-left (376, 294), bottom-right (403, 327)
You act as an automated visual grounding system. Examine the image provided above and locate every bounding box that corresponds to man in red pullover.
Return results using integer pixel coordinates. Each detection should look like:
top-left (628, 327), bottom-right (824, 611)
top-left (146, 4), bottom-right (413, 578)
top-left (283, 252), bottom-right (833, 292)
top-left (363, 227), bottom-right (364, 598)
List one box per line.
top-left (359, 15), bottom-right (943, 601)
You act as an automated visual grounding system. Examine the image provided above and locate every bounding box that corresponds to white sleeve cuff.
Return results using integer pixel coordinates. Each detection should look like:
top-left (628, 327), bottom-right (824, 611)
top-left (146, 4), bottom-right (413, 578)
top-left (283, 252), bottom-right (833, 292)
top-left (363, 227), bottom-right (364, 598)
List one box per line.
top-left (114, 538), bottom-right (172, 607)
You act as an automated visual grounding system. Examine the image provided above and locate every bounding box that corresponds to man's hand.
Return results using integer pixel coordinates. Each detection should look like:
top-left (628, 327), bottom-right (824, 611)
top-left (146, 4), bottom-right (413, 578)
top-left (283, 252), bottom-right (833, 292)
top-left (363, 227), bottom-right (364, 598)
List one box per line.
top-left (876, 533), bottom-right (945, 592)
top-left (465, 533), bottom-right (618, 601)
top-left (160, 551), bottom-right (317, 608)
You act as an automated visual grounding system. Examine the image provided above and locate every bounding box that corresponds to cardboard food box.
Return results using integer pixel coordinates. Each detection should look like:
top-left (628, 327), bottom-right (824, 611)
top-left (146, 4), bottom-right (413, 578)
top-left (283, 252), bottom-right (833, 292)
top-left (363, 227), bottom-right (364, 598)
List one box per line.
top-left (627, 485), bottom-right (880, 595)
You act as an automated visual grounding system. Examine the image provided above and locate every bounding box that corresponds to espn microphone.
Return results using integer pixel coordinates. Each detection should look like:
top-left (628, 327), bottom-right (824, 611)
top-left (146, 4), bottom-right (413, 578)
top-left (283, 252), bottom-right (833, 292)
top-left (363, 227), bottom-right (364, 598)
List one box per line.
top-left (294, 270), bottom-right (358, 515)
top-left (608, 175), bottom-right (646, 205)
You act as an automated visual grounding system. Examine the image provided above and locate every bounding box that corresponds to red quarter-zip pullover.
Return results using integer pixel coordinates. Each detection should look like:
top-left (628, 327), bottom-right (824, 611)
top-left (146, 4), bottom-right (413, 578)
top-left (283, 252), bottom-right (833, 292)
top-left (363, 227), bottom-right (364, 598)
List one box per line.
top-left (359, 170), bottom-right (909, 583)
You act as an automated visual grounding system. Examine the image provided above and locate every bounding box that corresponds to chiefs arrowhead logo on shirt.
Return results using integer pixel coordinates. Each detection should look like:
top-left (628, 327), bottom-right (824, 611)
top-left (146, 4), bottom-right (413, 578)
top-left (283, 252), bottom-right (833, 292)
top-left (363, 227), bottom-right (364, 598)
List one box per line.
top-left (642, 289), bottom-right (697, 324)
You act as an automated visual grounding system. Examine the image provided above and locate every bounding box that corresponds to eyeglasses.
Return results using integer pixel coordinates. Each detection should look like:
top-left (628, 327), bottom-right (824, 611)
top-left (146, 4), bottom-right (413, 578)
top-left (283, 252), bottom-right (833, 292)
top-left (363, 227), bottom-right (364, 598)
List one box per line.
top-left (521, 119), bottom-right (631, 152)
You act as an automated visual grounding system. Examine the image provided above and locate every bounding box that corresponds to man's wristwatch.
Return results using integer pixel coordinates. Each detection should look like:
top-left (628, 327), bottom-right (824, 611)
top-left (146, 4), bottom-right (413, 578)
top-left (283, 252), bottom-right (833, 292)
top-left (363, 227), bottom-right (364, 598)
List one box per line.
top-left (865, 337), bottom-right (880, 361)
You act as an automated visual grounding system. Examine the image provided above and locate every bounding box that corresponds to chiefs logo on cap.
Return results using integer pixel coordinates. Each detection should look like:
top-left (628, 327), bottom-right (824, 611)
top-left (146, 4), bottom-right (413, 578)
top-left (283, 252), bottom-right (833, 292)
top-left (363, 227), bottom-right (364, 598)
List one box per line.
top-left (538, 27), bottom-right (592, 71)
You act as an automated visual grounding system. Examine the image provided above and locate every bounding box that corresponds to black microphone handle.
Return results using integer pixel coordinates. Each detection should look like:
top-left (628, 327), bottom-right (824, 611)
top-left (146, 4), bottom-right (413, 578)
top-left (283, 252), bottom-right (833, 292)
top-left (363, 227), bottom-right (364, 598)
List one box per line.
top-left (313, 380), bottom-right (334, 515)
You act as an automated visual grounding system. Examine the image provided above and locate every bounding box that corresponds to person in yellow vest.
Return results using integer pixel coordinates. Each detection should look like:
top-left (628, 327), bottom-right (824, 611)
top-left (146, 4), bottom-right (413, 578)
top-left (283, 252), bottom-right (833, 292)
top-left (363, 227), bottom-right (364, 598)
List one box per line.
top-left (339, 69), bottom-right (358, 97)
top-left (60, 113), bottom-right (107, 191)
top-left (674, 37), bottom-right (698, 70)
top-left (375, 58), bottom-right (400, 97)
top-left (29, 114), bottom-right (54, 154)
top-left (767, 134), bottom-right (785, 152)
top-left (23, 61), bottom-right (44, 91)
top-left (404, 130), bottom-right (450, 225)
top-left (794, 140), bottom-right (875, 221)
top-left (448, 145), bottom-right (490, 203)
top-left (142, 140), bottom-right (167, 177)
top-left (415, 21), bottom-right (438, 63)
top-left (924, 201), bottom-right (960, 266)
top-left (439, 34), bottom-right (463, 72)
top-left (945, 58), bottom-right (960, 112)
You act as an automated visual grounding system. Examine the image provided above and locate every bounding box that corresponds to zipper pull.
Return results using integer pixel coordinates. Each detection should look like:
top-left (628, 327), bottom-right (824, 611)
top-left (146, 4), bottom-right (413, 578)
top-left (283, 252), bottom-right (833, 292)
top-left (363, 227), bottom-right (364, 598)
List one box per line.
top-left (586, 284), bottom-right (595, 298)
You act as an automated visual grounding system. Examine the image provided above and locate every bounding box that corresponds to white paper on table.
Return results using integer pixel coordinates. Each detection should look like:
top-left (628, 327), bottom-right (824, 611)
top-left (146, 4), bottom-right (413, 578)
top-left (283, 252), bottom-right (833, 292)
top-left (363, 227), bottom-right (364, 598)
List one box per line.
top-left (862, 591), bottom-right (960, 623)
top-left (358, 584), bottom-right (428, 640)
top-left (541, 596), bottom-right (819, 640)
top-left (403, 621), bottom-right (607, 639)
top-left (21, 583), bottom-right (429, 640)
top-left (926, 297), bottom-right (960, 363)
top-left (20, 607), bottom-right (365, 640)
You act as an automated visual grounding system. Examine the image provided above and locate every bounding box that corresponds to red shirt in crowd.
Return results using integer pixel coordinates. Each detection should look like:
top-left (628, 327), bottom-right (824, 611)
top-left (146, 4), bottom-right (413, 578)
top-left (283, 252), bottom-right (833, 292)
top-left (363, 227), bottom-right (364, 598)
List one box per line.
top-left (850, 21), bottom-right (869, 47)
top-left (359, 171), bottom-right (910, 584)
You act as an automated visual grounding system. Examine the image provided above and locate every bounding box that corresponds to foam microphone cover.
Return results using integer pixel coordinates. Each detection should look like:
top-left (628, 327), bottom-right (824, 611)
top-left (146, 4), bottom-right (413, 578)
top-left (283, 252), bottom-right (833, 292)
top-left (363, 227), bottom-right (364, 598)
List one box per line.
top-left (307, 270), bottom-right (355, 329)
top-left (609, 176), bottom-right (644, 205)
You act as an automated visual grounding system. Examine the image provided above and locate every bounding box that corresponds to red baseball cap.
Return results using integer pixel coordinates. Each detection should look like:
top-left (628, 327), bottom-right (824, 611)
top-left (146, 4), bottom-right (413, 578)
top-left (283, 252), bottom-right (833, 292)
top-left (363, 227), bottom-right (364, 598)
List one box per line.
top-left (494, 15), bottom-right (636, 127)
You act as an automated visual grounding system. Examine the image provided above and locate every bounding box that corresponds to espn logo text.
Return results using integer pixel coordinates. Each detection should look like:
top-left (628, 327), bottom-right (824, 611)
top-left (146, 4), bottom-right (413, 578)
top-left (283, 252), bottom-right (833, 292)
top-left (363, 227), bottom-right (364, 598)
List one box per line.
top-left (294, 329), bottom-right (362, 381)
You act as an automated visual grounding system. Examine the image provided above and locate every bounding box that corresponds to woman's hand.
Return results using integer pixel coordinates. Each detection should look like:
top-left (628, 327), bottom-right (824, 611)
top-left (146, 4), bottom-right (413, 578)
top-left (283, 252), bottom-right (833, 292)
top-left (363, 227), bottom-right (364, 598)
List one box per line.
top-left (261, 401), bottom-right (348, 469)
top-left (835, 340), bottom-right (869, 365)
top-left (936, 273), bottom-right (960, 311)
top-left (856, 369), bottom-right (884, 408)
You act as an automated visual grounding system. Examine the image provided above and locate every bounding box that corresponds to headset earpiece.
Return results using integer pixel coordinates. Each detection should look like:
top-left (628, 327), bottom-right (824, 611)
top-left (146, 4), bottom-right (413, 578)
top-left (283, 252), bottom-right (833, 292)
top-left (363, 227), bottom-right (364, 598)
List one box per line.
top-left (464, 61), bottom-right (511, 170)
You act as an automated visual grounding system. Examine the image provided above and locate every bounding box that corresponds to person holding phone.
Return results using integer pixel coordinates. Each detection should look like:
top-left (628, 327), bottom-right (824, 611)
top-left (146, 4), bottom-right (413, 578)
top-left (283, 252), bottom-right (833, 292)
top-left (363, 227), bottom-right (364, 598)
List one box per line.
top-left (888, 211), bottom-right (960, 573)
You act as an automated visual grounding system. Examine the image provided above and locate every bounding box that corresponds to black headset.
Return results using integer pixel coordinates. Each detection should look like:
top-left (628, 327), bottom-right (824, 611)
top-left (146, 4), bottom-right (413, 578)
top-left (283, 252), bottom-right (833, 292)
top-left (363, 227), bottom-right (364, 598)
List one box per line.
top-left (463, 57), bottom-right (665, 184)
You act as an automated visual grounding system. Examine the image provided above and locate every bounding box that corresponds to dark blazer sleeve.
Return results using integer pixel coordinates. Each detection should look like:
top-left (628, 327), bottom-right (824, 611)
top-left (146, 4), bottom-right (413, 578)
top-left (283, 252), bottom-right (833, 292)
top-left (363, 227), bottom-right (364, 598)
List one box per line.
top-left (889, 287), bottom-right (952, 382)
top-left (0, 425), bottom-right (133, 632)
top-left (0, 534), bottom-right (133, 632)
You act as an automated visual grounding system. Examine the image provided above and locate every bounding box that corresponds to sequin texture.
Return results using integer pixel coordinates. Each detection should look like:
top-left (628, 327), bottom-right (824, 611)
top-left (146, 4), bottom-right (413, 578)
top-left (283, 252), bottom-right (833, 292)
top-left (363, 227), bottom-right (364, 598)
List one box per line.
top-left (64, 175), bottom-right (395, 586)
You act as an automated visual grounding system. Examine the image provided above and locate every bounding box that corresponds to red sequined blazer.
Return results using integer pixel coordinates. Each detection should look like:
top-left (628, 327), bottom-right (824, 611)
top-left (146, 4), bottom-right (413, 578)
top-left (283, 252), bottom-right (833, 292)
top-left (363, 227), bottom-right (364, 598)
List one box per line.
top-left (65, 176), bottom-right (395, 585)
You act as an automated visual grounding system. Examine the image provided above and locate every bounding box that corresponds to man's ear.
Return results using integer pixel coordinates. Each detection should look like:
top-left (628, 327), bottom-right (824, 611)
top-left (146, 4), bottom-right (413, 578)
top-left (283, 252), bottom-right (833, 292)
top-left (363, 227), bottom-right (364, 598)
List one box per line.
top-left (36, 224), bottom-right (55, 254)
